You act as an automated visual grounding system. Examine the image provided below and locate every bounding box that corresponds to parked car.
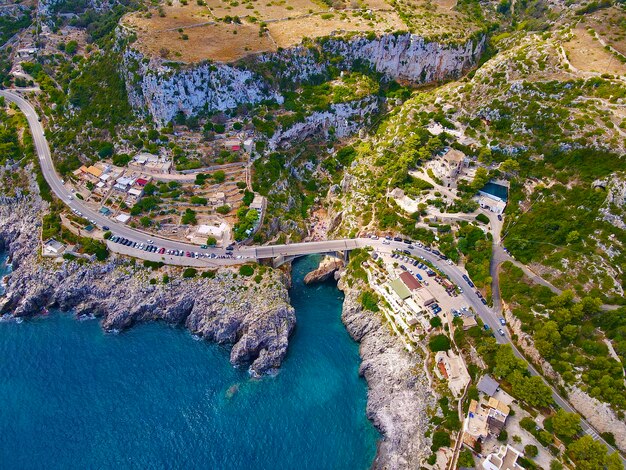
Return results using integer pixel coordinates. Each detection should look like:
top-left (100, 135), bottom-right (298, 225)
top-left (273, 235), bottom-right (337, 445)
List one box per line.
top-left (498, 328), bottom-right (505, 336)
top-left (499, 318), bottom-right (506, 326)
top-left (102, 226), bottom-right (110, 231)
top-left (481, 298), bottom-right (488, 305)
top-left (382, 240), bottom-right (390, 245)
top-left (497, 214), bottom-right (503, 221)
top-left (416, 274), bottom-right (423, 281)
top-left (147, 239), bottom-right (154, 245)
top-left (393, 237), bottom-right (402, 242)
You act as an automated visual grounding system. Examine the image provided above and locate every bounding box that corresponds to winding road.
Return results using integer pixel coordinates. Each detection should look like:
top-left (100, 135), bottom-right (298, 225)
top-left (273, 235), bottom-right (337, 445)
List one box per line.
top-left (2, 88), bottom-right (623, 464)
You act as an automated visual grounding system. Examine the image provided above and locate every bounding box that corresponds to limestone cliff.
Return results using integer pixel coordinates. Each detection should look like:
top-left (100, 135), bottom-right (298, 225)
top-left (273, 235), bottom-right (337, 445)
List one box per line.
top-left (0, 182), bottom-right (295, 377)
top-left (120, 31), bottom-right (485, 126)
top-left (337, 274), bottom-right (435, 469)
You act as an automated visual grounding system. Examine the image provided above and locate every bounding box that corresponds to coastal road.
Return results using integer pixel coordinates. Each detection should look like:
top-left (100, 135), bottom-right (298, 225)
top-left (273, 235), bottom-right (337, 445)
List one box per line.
top-left (4, 88), bottom-right (623, 463)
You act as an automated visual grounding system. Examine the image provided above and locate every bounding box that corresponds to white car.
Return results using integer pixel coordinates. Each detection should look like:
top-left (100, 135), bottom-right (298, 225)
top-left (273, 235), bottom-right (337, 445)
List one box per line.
top-left (147, 239), bottom-right (154, 244)
top-left (67, 195), bottom-right (73, 200)
top-left (382, 240), bottom-right (390, 245)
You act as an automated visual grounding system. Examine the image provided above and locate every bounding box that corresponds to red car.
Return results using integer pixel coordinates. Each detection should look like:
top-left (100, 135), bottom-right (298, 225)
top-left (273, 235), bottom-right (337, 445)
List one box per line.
top-left (158, 247), bottom-right (165, 254)
top-left (185, 251), bottom-right (191, 257)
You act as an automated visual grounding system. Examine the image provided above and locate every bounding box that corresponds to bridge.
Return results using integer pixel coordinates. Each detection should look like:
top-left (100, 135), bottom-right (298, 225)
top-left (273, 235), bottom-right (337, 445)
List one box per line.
top-left (253, 239), bottom-right (362, 267)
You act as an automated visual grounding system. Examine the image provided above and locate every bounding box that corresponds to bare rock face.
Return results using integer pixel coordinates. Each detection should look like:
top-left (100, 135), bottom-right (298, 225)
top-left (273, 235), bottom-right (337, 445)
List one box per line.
top-left (0, 196), bottom-right (295, 377)
top-left (120, 31), bottom-right (485, 126)
top-left (338, 275), bottom-right (435, 469)
top-left (303, 256), bottom-right (344, 285)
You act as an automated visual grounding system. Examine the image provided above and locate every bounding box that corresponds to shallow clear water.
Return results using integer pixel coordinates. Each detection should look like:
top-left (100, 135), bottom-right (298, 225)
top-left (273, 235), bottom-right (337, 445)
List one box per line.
top-left (0, 255), bottom-right (378, 469)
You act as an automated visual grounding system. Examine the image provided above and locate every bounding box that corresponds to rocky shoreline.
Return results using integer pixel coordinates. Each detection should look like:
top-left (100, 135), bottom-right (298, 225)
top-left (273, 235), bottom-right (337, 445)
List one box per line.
top-left (337, 274), bottom-right (435, 469)
top-left (0, 193), bottom-right (295, 377)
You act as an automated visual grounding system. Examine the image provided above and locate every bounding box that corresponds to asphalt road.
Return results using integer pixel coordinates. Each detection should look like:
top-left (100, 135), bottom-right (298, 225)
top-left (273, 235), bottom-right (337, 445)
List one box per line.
top-left (3, 88), bottom-right (623, 463)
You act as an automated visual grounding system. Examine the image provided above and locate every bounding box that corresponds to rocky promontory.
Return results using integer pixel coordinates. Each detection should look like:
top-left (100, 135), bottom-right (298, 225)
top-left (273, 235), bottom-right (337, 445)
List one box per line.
top-left (303, 256), bottom-right (344, 284)
top-left (337, 274), bottom-right (435, 469)
top-left (0, 192), bottom-right (295, 377)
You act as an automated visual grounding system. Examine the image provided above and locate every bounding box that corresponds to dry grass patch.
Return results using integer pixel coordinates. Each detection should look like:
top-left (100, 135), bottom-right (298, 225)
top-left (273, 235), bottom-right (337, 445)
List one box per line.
top-left (581, 6), bottom-right (626, 56)
top-left (564, 27), bottom-right (626, 76)
top-left (133, 23), bottom-right (276, 62)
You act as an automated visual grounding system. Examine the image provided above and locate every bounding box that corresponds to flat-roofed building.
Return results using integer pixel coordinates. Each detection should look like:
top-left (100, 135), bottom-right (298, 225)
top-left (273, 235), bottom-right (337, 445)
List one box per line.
top-left (399, 271), bottom-right (421, 290)
top-left (483, 445), bottom-right (523, 470)
top-left (389, 278), bottom-right (411, 301)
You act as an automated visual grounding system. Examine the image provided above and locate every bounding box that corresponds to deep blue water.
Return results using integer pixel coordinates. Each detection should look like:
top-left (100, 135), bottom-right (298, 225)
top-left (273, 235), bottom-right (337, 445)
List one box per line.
top-left (0, 254), bottom-right (378, 469)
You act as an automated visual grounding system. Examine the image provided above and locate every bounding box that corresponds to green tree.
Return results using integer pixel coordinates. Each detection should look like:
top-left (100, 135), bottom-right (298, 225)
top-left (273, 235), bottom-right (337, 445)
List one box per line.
top-left (566, 230), bottom-right (580, 244)
top-left (431, 430), bottom-right (451, 451)
top-left (535, 321), bottom-right (561, 358)
top-left (567, 436), bottom-right (609, 470)
top-left (430, 316), bottom-right (443, 328)
top-left (216, 205), bottom-right (231, 215)
top-left (65, 40), bottom-right (78, 55)
top-left (429, 334), bottom-right (451, 352)
top-left (471, 167), bottom-right (490, 192)
top-left (509, 372), bottom-right (554, 408)
top-left (524, 444), bottom-right (538, 458)
top-left (213, 170), bottom-right (226, 183)
top-left (183, 268), bottom-right (197, 278)
top-left (478, 146), bottom-right (493, 165)
top-left (500, 158), bottom-right (520, 174)
top-left (181, 208), bottom-right (197, 225)
top-left (139, 216), bottom-right (152, 227)
top-left (206, 236), bottom-right (217, 246)
top-left (552, 410), bottom-right (581, 440)
top-left (458, 449), bottom-right (474, 467)
top-left (239, 265), bottom-right (254, 276)
top-left (493, 345), bottom-right (526, 379)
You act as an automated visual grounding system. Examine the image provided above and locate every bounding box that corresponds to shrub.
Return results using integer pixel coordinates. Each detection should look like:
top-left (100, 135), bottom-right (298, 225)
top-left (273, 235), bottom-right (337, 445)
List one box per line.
top-left (239, 265), bottom-right (254, 276)
top-left (476, 213), bottom-right (490, 224)
top-left (183, 268), bottom-right (197, 278)
top-left (359, 290), bottom-right (380, 312)
top-left (430, 316), bottom-right (443, 328)
top-left (429, 334), bottom-right (451, 352)
top-left (216, 205), bottom-right (231, 215)
top-left (525, 444), bottom-right (538, 458)
top-left (431, 430), bottom-right (451, 451)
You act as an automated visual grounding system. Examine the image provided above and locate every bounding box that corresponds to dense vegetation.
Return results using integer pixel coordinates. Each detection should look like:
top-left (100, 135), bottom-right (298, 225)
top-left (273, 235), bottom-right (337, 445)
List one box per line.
top-left (500, 262), bottom-right (626, 411)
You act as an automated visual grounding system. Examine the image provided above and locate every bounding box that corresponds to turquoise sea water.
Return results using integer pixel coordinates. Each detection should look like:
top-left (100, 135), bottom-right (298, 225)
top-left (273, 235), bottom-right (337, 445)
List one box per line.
top-left (0, 255), bottom-right (378, 469)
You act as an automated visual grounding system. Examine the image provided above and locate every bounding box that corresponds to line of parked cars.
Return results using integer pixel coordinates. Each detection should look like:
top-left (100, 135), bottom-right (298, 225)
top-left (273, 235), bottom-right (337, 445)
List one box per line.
top-left (109, 236), bottom-right (240, 259)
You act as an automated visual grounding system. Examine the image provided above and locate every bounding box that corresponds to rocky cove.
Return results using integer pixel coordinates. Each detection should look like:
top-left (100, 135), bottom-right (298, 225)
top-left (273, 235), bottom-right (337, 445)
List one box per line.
top-left (119, 30), bottom-right (486, 126)
top-left (0, 193), bottom-right (296, 377)
top-left (1, 180), bottom-right (434, 467)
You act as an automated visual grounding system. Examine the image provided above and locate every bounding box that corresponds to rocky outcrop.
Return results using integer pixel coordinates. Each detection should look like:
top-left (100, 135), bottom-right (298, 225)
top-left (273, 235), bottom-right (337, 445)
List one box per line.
top-left (338, 275), bottom-right (435, 469)
top-left (568, 388), bottom-right (626, 453)
top-left (303, 256), bottom-right (344, 284)
top-left (594, 172), bottom-right (626, 230)
top-left (120, 31), bottom-right (485, 126)
top-left (267, 96), bottom-right (379, 151)
top-left (0, 188), bottom-right (295, 377)
top-left (121, 46), bottom-right (282, 126)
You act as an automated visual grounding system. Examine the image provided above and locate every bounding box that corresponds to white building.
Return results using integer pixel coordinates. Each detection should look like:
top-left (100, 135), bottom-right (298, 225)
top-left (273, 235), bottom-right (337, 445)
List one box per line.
top-left (483, 445), bottom-right (523, 470)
